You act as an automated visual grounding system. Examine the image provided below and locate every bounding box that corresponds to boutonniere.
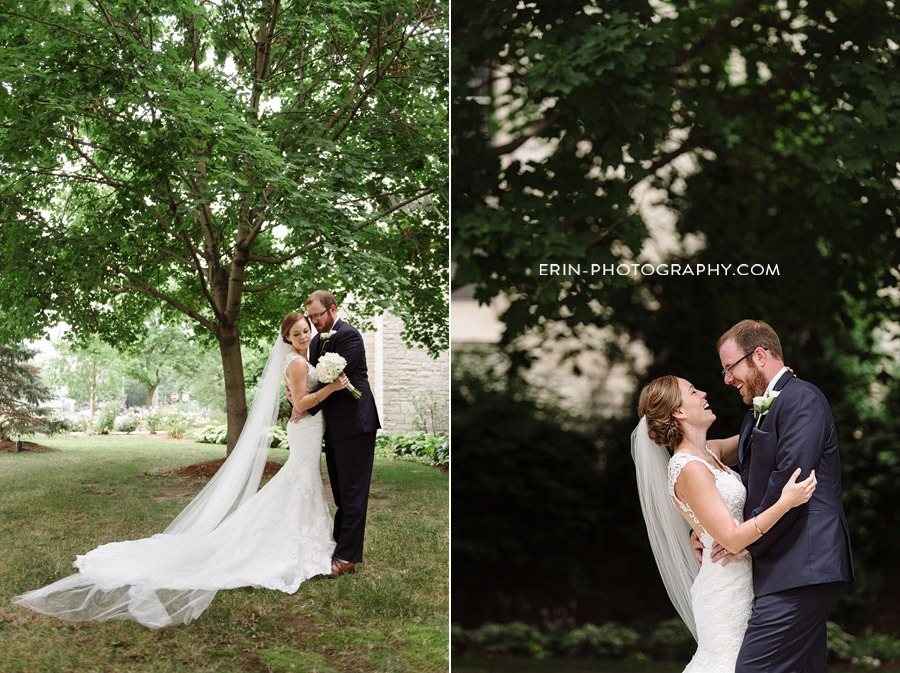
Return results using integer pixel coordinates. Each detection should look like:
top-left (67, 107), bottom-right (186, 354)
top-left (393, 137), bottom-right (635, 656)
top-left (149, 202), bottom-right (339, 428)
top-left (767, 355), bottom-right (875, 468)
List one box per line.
top-left (752, 390), bottom-right (781, 427)
top-left (317, 330), bottom-right (336, 356)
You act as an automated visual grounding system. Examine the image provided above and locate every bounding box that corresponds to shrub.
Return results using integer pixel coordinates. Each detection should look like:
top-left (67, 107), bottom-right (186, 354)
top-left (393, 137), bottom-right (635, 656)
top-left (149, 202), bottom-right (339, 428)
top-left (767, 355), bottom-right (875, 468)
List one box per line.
top-left (270, 422), bottom-right (289, 450)
top-left (559, 622), bottom-right (641, 659)
top-left (93, 402), bottom-right (120, 435)
top-left (65, 414), bottom-right (91, 432)
top-left (160, 410), bottom-right (214, 439)
top-left (827, 621), bottom-right (857, 661)
top-left (468, 622), bottom-right (548, 658)
top-left (648, 618), bottom-right (695, 660)
top-left (375, 432), bottom-right (448, 467)
top-left (851, 634), bottom-right (900, 665)
top-left (144, 408), bottom-right (164, 434)
top-left (190, 424), bottom-right (228, 445)
top-left (113, 412), bottom-right (140, 434)
top-left (165, 411), bottom-right (193, 439)
top-left (450, 625), bottom-right (468, 653)
top-left (191, 420), bottom-right (288, 449)
top-left (408, 387), bottom-right (448, 433)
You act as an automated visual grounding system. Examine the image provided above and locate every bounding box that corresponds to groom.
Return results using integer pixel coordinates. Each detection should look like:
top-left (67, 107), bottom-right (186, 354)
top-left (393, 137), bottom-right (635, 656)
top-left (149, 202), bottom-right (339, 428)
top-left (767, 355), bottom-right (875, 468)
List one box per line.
top-left (297, 290), bottom-right (381, 577)
top-left (714, 319), bottom-right (854, 673)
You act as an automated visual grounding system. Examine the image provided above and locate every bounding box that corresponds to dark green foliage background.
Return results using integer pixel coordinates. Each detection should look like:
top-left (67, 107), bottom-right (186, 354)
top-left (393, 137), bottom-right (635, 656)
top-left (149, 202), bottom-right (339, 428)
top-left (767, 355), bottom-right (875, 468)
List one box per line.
top-left (451, 0), bottom-right (900, 634)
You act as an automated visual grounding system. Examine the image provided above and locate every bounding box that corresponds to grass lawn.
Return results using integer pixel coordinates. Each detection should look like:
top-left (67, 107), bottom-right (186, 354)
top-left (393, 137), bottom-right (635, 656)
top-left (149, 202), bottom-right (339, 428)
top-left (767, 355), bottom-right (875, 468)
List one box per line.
top-left (451, 658), bottom-right (684, 672)
top-left (451, 657), bottom-right (882, 673)
top-left (0, 434), bottom-right (448, 673)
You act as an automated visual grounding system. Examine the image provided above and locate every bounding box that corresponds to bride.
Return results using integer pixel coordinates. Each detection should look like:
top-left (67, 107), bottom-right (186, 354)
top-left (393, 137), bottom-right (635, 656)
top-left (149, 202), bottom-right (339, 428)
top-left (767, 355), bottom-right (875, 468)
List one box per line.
top-left (12, 312), bottom-right (349, 628)
top-left (632, 375), bottom-right (816, 671)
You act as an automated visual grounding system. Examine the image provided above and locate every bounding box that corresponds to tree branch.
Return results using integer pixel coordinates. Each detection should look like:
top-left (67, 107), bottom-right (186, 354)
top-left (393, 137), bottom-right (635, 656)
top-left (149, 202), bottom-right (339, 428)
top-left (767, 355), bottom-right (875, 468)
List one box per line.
top-left (490, 116), bottom-right (559, 156)
top-left (103, 265), bottom-right (217, 332)
top-left (243, 278), bottom-right (286, 293)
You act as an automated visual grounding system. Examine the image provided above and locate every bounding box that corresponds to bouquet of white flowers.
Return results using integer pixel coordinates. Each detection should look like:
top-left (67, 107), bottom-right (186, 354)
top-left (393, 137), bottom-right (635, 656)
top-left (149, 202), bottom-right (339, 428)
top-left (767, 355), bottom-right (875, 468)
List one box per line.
top-left (315, 352), bottom-right (362, 400)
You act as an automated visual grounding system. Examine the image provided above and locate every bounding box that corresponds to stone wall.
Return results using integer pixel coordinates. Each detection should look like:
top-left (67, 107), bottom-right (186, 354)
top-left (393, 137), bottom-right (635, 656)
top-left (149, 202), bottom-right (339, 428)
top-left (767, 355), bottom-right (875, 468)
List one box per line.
top-left (363, 313), bottom-right (449, 434)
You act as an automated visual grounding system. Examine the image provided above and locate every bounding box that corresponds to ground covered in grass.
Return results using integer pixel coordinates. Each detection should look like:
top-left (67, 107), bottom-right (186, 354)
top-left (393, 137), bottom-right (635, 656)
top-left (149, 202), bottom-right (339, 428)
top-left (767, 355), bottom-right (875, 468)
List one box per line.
top-left (0, 434), bottom-right (448, 673)
top-left (451, 657), bottom-right (884, 673)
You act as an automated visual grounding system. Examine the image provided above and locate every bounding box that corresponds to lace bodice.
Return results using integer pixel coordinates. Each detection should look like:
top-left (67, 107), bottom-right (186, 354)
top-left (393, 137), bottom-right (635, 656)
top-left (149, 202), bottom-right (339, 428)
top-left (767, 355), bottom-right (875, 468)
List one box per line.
top-left (668, 449), bottom-right (746, 548)
top-left (284, 352), bottom-right (318, 392)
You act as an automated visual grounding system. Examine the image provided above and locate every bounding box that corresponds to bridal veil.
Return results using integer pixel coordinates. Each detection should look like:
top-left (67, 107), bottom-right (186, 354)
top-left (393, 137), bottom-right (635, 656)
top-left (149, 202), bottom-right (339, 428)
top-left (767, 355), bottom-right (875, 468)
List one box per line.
top-left (12, 336), bottom-right (291, 628)
top-left (631, 416), bottom-right (698, 640)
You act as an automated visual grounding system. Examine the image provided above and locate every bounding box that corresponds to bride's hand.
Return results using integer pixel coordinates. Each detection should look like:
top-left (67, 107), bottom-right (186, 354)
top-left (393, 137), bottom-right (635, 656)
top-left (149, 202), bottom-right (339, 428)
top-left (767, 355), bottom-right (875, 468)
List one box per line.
top-left (779, 468), bottom-right (817, 508)
top-left (327, 375), bottom-right (351, 393)
top-left (713, 546), bottom-right (750, 566)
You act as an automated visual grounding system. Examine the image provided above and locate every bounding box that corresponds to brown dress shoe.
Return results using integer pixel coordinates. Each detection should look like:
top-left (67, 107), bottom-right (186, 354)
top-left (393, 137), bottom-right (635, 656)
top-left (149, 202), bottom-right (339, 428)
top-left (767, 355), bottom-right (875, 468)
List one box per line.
top-left (328, 558), bottom-right (356, 578)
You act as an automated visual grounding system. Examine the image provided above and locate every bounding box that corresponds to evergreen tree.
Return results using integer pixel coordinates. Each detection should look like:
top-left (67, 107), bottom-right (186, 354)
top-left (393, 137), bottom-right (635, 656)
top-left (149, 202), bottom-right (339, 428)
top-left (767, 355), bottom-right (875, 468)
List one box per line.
top-left (0, 344), bottom-right (56, 441)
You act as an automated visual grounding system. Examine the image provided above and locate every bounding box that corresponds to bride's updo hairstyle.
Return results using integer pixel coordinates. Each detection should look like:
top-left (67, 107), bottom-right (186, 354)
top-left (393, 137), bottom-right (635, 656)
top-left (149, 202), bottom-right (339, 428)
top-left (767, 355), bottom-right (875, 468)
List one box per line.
top-left (637, 375), bottom-right (684, 450)
top-left (280, 312), bottom-right (310, 344)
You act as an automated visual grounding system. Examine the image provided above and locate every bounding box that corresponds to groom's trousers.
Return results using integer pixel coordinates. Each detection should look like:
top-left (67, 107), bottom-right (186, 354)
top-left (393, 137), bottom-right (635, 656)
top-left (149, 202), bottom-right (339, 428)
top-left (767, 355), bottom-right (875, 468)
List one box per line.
top-left (736, 581), bottom-right (846, 673)
top-left (324, 430), bottom-right (377, 564)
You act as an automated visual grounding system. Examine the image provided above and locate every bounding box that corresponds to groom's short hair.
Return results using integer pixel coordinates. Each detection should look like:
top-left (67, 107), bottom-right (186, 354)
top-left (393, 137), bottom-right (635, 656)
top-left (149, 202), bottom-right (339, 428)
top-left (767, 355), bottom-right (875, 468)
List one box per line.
top-left (717, 319), bottom-right (784, 360)
top-left (306, 290), bottom-right (336, 309)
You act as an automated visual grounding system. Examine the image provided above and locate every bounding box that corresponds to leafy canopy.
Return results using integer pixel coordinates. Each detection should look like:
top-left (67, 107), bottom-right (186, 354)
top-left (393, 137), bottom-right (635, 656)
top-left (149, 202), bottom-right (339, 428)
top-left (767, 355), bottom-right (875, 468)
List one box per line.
top-left (0, 0), bottom-right (448, 353)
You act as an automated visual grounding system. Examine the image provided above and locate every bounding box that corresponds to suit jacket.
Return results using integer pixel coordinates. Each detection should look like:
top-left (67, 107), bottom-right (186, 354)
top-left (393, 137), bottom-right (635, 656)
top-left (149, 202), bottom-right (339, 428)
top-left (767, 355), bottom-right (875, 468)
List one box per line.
top-left (738, 371), bottom-right (854, 596)
top-left (308, 318), bottom-right (381, 441)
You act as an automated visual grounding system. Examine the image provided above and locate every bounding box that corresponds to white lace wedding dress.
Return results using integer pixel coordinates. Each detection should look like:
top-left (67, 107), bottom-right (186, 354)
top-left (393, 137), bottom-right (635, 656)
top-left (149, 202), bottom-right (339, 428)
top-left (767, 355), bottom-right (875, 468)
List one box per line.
top-left (668, 450), bottom-right (754, 672)
top-left (13, 352), bottom-right (334, 628)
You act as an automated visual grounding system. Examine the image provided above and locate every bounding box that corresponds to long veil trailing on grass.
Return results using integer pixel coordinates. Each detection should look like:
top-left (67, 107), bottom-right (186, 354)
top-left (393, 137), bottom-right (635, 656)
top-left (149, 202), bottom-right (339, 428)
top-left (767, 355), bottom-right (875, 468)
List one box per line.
top-left (12, 336), bottom-right (291, 628)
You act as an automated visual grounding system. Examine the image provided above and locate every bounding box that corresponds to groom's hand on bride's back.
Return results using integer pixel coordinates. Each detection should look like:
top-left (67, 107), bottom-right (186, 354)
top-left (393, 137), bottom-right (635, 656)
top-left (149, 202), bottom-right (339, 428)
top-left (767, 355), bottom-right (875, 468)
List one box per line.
top-left (690, 531), bottom-right (704, 571)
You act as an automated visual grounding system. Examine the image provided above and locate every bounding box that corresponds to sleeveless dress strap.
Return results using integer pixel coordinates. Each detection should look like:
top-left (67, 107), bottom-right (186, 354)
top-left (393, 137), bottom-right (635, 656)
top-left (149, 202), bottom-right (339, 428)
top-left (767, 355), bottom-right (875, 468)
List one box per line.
top-left (283, 351), bottom-right (305, 378)
top-left (668, 453), bottom-right (718, 527)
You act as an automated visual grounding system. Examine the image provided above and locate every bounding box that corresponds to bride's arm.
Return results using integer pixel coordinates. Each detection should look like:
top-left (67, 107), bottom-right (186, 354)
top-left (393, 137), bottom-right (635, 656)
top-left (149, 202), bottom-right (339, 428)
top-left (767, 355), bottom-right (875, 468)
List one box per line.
top-left (707, 435), bottom-right (739, 467)
top-left (674, 462), bottom-right (816, 554)
top-left (286, 359), bottom-right (348, 413)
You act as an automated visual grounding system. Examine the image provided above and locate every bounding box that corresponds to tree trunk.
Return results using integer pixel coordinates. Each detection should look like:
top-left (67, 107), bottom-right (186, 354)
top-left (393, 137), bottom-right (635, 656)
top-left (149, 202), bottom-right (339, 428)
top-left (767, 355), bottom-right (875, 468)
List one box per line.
top-left (217, 323), bottom-right (247, 455)
top-left (146, 384), bottom-right (158, 408)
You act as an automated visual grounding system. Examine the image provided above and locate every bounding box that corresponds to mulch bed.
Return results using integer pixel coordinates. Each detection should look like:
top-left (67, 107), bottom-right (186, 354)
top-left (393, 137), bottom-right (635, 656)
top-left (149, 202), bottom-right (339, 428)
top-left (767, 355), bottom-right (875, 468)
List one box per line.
top-left (0, 440), bottom-right (60, 453)
top-left (160, 458), bottom-right (284, 480)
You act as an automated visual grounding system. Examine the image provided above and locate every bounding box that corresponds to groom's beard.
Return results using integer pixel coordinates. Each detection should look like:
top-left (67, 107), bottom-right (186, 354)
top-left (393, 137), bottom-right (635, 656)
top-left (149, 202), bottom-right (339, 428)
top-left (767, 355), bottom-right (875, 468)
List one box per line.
top-left (741, 366), bottom-right (768, 405)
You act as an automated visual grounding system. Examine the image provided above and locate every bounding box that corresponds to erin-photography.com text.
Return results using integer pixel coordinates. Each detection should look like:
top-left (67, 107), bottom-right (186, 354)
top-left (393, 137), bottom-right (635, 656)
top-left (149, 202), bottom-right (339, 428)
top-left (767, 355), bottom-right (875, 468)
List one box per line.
top-left (537, 262), bottom-right (781, 277)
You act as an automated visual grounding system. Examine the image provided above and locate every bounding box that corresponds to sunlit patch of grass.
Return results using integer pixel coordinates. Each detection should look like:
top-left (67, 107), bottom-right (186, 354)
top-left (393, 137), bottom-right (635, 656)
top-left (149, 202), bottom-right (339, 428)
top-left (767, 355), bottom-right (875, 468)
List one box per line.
top-left (0, 434), bottom-right (448, 673)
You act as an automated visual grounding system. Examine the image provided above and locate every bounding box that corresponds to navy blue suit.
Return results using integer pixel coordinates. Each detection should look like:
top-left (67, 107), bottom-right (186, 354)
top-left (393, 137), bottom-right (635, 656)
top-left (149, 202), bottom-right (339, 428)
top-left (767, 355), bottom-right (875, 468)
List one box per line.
top-left (309, 318), bottom-right (381, 563)
top-left (735, 371), bottom-right (854, 673)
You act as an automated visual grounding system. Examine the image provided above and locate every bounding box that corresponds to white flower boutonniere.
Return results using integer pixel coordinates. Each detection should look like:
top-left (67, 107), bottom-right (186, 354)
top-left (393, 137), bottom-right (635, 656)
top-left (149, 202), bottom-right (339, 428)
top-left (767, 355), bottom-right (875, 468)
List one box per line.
top-left (752, 390), bottom-right (781, 427)
top-left (317, 330), bottom-right (336, 356)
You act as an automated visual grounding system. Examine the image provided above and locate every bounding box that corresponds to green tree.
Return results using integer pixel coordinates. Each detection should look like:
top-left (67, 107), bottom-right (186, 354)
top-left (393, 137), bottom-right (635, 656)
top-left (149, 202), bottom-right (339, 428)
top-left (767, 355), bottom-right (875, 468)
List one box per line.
top-left (44, 337), bottom-right (124, 416)
top-left (0, 344), bottom-right (56, 441)
top-left (122, 311), bottom-right (205, 408)
top-left (453, 0), bottom-right (899, 341)
top-left (0, 0), bottom-right (448, 451)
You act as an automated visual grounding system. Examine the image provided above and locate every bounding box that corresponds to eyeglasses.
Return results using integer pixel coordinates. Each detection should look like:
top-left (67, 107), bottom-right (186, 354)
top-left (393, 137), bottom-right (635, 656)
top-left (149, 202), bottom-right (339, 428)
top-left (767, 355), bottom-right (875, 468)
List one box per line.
top-left (308, 308), bottom-right (330, 320)
top-left (721, 348), bottom-right (766, 378)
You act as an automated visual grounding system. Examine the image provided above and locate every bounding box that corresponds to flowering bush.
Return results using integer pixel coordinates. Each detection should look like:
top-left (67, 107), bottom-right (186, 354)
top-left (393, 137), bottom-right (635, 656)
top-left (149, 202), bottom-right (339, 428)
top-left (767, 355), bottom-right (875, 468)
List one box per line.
top-left (143, 408), bottom-right (164, 434)
top-left (93, 402), bottom-right (120, 435)
top-left (113, 411), bottom-right (141, 434)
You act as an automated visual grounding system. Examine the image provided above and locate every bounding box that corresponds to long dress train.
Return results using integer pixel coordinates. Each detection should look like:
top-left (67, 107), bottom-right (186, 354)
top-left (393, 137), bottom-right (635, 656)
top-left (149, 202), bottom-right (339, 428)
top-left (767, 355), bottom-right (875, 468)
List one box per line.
top-left (12, 350), bottom-right (334, 628)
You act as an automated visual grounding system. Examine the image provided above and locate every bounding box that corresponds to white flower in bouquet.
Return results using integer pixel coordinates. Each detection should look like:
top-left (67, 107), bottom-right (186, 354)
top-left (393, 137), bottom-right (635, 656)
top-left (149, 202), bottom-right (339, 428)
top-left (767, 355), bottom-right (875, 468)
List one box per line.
top-left (315, 352), bottom-right (362, 400)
